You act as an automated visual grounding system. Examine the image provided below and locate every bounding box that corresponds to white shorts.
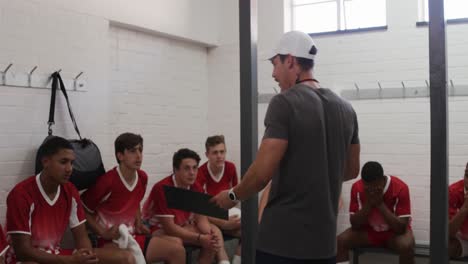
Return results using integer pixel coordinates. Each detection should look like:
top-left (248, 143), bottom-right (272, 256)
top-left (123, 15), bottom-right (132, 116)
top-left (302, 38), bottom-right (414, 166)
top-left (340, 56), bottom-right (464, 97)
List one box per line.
top-left (456, 233), bottom-right (468, 257)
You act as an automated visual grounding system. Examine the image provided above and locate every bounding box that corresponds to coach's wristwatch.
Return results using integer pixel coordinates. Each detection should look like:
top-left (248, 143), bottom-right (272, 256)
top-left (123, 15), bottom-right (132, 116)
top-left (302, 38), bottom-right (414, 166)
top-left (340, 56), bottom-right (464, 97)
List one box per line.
top-left (228, 188), bottom-right (239, 202)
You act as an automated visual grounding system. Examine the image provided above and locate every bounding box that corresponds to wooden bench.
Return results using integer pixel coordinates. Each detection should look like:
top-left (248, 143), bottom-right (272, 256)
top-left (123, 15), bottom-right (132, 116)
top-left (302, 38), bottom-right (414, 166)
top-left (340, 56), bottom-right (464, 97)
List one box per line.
top-left (353, 244), bottom-right (468, 263)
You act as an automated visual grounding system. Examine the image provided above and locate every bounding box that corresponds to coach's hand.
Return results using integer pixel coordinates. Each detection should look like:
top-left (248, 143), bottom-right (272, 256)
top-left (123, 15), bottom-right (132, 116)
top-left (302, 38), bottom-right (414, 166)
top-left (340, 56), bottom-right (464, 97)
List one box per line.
top-left (210, 190), bottom-right (237, 210)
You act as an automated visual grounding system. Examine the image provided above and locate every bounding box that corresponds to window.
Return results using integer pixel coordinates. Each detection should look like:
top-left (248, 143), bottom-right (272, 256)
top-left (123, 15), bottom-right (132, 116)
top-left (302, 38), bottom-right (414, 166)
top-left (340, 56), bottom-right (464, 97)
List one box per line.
top-left (419, 0), bottom-right (468, 22)
top-left (292, 0), bottom-right (387, 34)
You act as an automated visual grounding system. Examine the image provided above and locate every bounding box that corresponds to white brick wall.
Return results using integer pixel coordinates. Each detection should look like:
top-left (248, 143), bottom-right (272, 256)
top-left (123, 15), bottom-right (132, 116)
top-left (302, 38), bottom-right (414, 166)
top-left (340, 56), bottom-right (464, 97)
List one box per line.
top-left (108, 25), bottom-right (209, 189)
top-left (0, 0), bottom-right (210, 224)
top-left (2, 0), bottom-right (219, 46)
top-left (0, 0), bottom-right (110, 222)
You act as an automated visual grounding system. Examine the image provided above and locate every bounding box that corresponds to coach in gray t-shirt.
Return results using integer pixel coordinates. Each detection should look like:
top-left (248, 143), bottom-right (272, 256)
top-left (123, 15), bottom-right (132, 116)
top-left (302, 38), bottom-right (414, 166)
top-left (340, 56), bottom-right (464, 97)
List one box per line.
top-left (212, 31), bottom-right (360, 263)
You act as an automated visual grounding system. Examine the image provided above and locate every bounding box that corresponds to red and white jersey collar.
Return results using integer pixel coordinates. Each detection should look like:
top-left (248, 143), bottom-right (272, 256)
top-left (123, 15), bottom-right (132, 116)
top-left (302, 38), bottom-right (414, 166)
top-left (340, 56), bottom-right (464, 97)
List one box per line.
top-left (382, 174), bottom-right (391, 194)
top-left (172, 174), bottom-right (190, 190)
top-left (116, 166), bottom-right (139, 192)
top-left (207, 162), bottom-right (225, 183)
top-left (36, 173), bottom-right (61, 206)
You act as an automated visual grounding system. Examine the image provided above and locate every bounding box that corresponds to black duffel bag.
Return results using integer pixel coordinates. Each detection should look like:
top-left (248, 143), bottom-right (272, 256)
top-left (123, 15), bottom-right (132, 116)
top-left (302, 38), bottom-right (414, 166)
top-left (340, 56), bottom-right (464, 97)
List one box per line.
top-left (35, 72), bottom-right (105, 190)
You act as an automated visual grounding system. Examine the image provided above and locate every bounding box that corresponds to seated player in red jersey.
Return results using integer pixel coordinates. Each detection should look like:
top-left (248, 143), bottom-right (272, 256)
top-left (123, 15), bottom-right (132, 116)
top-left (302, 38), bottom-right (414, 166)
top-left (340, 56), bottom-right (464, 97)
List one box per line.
top-left (143, 148), bottom-right (229, 264)
top-left (336, 161), bottom-right (415, 264)
top-left (0, 224), bottom-right (9, 264)
top-left (448, 162), bottom-right (468, 258)
top-left (5, 136), bottom-right (133, 264)
top-left (196, 135), bottom-right (241, 264)
top-left (81, 133), bottom-right (185, 264)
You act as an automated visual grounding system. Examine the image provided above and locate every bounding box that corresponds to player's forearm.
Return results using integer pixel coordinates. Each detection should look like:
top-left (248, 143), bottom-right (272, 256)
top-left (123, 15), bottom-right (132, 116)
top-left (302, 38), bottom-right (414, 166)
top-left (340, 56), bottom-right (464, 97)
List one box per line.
top-left (163, 224), bottom-right (202, 245)
top-left (350, 204), bottom-right (372, 229)
top-left (134, 208), bottom-right (144, 227)
top-left (72, 224), bottom-right (93, 250)
top-left (207, 216), bottom-right (228, 229)
top-left (377, 204), bottom-right (407, 234)
top-left (74, 237), bottom-right (92, 251)
top-left (450, 209), bottom-right (468, 237)
top-left (85, 211), bottom-right (106, 236)
top-left (15, 247), bottom-right (69, 264)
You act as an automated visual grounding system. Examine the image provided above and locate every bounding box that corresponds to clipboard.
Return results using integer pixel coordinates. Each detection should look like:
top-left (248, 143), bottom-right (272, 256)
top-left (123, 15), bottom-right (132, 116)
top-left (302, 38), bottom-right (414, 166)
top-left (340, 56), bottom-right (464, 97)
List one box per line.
top-left (163, 185), bottom-right (228, 220)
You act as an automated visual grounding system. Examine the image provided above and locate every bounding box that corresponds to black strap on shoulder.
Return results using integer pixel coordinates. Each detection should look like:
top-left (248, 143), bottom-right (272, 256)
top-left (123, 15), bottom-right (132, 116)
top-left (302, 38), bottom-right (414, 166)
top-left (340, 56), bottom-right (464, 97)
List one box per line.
top-left (48, 72), bottom-right (82, 139)
top-left (48, 73), bottom-right (58, 135)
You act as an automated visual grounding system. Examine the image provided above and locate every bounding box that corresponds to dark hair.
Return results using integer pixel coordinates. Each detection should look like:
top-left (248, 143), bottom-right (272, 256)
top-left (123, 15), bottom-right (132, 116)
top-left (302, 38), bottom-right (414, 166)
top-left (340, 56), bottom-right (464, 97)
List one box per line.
top-left (205, 135), bottom-right (225, 152)
top-left (361, 161), bottom-right (385, 182)
top-left (173, 148), bottom-right (201, 170)
top-left (41, 136), bottom-right (74, 158)
top-left (278, 54), bottom-right (315, 71)
top-left (114, 133), bottom-right (143, 163)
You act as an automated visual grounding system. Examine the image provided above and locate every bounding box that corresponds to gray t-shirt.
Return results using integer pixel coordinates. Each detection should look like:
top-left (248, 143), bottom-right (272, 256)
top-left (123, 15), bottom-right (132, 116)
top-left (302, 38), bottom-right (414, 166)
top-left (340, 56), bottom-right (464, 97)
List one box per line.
top-left (257, 84), bottom-right (359, 259)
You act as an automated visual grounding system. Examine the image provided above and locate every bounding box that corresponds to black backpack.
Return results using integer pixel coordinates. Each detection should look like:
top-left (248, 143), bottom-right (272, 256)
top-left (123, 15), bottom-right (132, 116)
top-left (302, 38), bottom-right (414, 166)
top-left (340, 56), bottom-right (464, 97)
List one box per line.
top-left (35, 72), bottom-right (105, 190)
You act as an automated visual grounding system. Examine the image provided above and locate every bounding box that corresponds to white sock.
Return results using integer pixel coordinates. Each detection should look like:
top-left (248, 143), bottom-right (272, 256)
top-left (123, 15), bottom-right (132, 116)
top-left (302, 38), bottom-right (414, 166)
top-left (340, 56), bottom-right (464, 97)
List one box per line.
top-left (218, 261), bottom-right (230, 264)
top-left (232, 254), bottom-right (241, 264)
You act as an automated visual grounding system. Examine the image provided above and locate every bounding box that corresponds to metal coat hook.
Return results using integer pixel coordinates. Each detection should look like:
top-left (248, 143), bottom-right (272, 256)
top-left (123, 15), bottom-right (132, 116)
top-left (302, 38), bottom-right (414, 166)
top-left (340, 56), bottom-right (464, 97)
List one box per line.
top-left (354, 83), bottom-right (360, 98)
top-left (1, 63), bottom-right (13, 85)
top-left (425, 80), bottom-right (429, 88)
top-left (401, 81), bottom-right (406, 98)
top-left (272, 86), bottom-right (278, 94)
top-left (28, 66), bottom-right (38, 87)
top-left (74, 72), bottom-right (83, 80)
top-left (73, 71), bottom-right (84, 91)
top-left (450, 79), bottom-right (455, 95)
top-left (378, 82), bottom-right (383, 99)
top-left (3, 63), bottom-right (13, 73)
top-left (0, 64), bottom-right (86, 91)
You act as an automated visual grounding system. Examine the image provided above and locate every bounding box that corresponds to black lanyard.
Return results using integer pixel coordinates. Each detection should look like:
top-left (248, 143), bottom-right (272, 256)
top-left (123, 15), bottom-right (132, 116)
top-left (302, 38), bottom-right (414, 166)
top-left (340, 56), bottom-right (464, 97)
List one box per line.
top-left (296, 78), bottom-right (319, 85)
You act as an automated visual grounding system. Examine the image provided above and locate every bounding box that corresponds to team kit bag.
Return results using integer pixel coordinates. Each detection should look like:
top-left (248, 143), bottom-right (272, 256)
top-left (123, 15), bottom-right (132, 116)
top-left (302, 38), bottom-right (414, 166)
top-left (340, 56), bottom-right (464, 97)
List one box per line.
top-left (35, 72), bottom-right (105, 190)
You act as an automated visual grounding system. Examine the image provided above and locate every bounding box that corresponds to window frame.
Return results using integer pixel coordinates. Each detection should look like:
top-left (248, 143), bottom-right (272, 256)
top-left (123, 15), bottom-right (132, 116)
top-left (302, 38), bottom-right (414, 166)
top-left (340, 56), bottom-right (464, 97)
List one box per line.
top-left (291, 0), bottom-right (388, 35)
top-left (417, 0), bottom-right (468, 25)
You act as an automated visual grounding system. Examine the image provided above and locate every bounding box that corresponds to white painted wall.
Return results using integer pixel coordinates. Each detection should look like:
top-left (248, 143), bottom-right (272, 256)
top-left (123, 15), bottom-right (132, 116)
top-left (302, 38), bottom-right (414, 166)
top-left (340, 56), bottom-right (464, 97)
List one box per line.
top-left (21, 0), bottom-right (218, 46)
top-left (108, 25), bottom-right (209, 188)
top-left (0, 0), bottom-right (210, 224)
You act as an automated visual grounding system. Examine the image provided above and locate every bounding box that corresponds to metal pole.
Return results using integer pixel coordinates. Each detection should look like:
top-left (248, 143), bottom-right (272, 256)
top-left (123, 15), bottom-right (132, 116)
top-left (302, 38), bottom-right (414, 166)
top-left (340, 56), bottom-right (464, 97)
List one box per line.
top-left (428, 0), bottom-right (448, 263)
top-left (239, 0), bottom-right (258, 263)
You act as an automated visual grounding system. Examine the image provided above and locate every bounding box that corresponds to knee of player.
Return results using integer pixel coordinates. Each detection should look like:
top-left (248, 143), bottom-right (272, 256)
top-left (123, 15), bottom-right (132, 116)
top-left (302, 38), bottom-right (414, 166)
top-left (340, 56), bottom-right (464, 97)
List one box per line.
top-left (173, 236), bottom-right (184, 247)
top-left (449, 238), bottom-right (462, 257)
top-left (211, 224), bottom-right (223, 236)
top-left (170, 240), bottom-right (186, 255)
top-left (118, 250), bottom-right (136, 264)
top-left (395, 238), bottom-right (415, 254)
top-left (337, 231), bottom-right (352, 248)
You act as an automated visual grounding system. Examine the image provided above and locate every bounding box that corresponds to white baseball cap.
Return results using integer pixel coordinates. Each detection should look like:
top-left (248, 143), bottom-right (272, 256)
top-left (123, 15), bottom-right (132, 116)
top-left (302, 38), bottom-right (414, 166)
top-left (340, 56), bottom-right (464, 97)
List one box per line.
top-left (269, 30), bottom-right (317, 60)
